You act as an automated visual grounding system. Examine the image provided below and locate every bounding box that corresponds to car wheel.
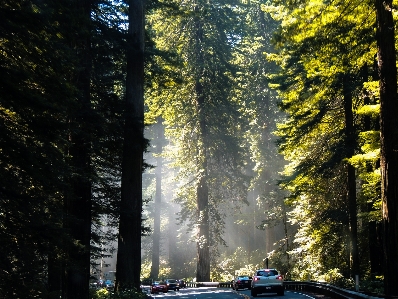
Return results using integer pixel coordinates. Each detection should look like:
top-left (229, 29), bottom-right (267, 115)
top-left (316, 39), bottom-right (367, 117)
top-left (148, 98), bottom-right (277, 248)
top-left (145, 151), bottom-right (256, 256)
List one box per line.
top-left (251, 289), bottom-right (257, 297)
top-left (277, 290), bottom-right (284, 296)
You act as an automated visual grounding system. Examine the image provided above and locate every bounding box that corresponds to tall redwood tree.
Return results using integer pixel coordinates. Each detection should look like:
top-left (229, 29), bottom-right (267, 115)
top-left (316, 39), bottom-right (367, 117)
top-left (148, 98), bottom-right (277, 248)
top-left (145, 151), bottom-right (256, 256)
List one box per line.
top-left (375, 0), bottom-right (398, 295)
top-left (64, 0), bottom-right (93, 298)
top-left (115, 0), bottom-right (145, 291)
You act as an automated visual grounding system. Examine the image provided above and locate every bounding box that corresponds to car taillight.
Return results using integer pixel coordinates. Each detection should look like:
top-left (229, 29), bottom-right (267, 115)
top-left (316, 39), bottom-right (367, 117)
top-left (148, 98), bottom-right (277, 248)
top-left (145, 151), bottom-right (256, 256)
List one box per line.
top-left (277, 275), bottom-right (283, 280)
top-left (253, 277), bottom-right (259, 281)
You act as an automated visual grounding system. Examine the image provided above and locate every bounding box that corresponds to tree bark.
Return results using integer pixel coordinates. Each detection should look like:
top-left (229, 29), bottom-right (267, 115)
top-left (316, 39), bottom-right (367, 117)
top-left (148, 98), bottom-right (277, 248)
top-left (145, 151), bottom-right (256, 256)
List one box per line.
top-left (375, 0), bottom-right (398, 295)
top-left (150, 119), bottom-right (164, 280)
top-left (196, 170), bottom-right (210, 282)
top-left (195, 78), bottom-right (210, 282)
top-left (64, 1), bottom-right (92, 298)
top-left (343, 74), bottom-right (359, 278)
top-left (362, 63), bottom-right (383, 275)
top-left (115, 0), bottom-right (145, 291)
top-left (193, 3), bottom-right (211, 282)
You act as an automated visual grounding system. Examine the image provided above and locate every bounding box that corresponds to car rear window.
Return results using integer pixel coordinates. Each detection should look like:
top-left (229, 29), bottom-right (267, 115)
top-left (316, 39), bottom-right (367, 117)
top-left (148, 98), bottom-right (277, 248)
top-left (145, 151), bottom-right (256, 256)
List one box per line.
top-left (256, 270), bottom-right (278, 276)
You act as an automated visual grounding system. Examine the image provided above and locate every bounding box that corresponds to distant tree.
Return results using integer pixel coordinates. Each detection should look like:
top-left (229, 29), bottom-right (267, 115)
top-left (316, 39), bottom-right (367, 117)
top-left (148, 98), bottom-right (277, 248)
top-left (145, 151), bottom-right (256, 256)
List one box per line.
top-left (146, 0), bottom-right (249, 281)
top-left (233, 1), bottom-right (288, 262)
top-left (149, 119), bottom-right (165, 280)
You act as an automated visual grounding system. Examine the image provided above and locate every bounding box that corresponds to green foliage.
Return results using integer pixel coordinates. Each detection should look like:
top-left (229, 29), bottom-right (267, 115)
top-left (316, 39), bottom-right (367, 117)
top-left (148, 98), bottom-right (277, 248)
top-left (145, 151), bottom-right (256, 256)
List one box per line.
top-left (91, 288), bottom-right (110, 299)
top-left (0, 0), bottom-right (75, 296)
top-left (5, 0), bottom-right (390, 293)
top-left (0, 0), bottom-right (132, 296)
top-left (146, 0), bottom-right (292, 281)
top-left (90, 288), bottom-right (148, 299)
top-left (360, 275), bottom-right (384, 295)
top-left (146, 1), bottom-right (254, 280)
top-left (140, 260), bottom-right (152, 280)
top-left (216, 247), bottom-right (251, 280)
top-left (111, 289), bottom-right (148, 299)
top-left (214, 247), bottom-right (278, 282)
top-left (320, 269), bottom-right (354, 288)
top-left (262, 0), bottom-right (384, 283)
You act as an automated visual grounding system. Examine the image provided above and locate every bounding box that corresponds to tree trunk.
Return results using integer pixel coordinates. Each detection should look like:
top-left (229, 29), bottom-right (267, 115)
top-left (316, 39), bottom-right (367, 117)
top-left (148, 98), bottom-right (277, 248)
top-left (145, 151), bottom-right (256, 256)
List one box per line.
top-left (115, 0), bottom-right (145, 291)
top-left (362, 63), bottom-right (383, 275)
top-left (343, 74), bottom-right (359, 278)
top-left (150, 119), bottom-right (163, 280)
top-left (195, 79), bottom-right (210, 281)
top-left (375, 0), bottom-right (398, 295)
top-left (196, 170), bottom-right (210, 282)
top-left (369, 219), bottom-right (383, 274)
top-left (64, 1), bottom-right (92, 297)
top-left (193, 3), bottom-right (210, 282)
top-left (47, 252), bottom-right (62, 299)
top-left (65, 164), bottom-right (92, 299)
top-left (282, 205), bottom-right (290, 275)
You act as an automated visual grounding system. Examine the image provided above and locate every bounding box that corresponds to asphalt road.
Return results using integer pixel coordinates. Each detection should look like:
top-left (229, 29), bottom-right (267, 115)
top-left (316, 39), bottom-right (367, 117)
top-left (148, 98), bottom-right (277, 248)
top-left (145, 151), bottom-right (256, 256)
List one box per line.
top-left (142, 286), bottom-right (321, 299)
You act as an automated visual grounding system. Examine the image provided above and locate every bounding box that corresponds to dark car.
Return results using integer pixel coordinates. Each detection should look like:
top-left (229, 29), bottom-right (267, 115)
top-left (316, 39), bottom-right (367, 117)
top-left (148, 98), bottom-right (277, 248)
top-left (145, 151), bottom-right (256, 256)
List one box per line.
top-left (150, 281), bottom-right (168, 294)
top-left (232, 275), bottom-right (252, 290)
top-left (165, 279), bottom-right (179, 291)
top-left (178, 279), bottom-right (186, 288)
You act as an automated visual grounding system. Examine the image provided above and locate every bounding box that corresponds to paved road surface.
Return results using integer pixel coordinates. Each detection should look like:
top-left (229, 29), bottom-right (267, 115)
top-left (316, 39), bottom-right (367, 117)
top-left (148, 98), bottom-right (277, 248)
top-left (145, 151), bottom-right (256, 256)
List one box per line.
top-left (142, 286), bottom-right (326, 299)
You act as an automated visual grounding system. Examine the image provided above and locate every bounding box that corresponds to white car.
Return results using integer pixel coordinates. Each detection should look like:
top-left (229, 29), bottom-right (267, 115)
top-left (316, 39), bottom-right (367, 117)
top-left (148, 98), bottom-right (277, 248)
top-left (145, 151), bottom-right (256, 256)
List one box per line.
top-left (250, 268), bottom-right (284, 296)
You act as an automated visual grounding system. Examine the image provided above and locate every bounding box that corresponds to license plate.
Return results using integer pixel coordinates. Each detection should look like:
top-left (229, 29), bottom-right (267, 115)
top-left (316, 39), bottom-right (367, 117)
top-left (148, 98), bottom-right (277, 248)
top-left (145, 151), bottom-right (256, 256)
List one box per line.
top-left (266, 287), bottom-right (271, 289)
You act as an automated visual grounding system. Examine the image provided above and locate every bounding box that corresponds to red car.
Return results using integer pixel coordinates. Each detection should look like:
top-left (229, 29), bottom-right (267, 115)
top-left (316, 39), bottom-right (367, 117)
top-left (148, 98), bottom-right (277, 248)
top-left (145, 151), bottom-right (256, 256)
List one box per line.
top-left (151, 281), bottom-right (168, 294)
